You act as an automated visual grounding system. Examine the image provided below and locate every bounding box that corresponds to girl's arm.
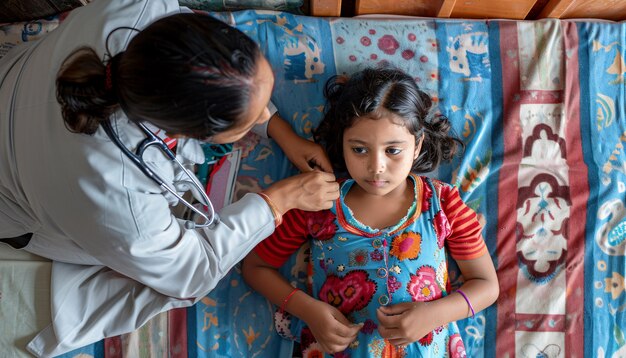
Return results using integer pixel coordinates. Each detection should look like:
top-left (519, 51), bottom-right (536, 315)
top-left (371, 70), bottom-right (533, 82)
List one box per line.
top-left (242, 251), bottom-right (362, 353)
top-left (376, 253), bottom-right (499, 346)
top-left (267, 112), bottom-right (333, 173)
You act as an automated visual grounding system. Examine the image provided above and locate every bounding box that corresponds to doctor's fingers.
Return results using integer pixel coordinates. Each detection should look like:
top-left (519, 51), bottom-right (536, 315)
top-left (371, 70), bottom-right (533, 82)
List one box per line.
top-left (303, 170), bottom-right (335, 184)
top-left (319, 183), bottom-right (340, 205)
top-left (311, 172), bottom-right (340, 196)
top-left (300, 172), bottom-right (339, 193)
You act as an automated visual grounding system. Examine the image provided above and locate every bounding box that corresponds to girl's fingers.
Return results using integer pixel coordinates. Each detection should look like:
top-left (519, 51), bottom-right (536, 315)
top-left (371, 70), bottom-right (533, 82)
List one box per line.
top-left (388, 338), bottom-right (410, 346)
top-left (379, 302), bottom-right (412, 315)
top-left (377, 324), bottom-right (403, 339)
top-left (376, 307), bottom-right (401, 328)
top-left (332, 314), bottom-right (363, 338)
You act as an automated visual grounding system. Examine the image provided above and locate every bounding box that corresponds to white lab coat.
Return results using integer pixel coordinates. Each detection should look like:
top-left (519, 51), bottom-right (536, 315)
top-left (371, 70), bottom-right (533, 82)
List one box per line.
top-left (0, 0), bottom-right (276, 356)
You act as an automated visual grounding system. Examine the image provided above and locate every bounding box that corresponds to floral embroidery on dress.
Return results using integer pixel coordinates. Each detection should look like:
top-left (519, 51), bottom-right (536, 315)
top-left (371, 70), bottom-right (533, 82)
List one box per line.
top-left (437, 261), bottom-right (448, 291)
top-left (302, 345), bottom-right (325, 358)
top-left (274, 310), bottom-right (297, 341)
top-left (361, 319), bottom-right (378, 334)
top-left (295, 176), bottom-right (467, 357)
top-left (301, 327), bottom-right (325, 358)
top-left (420, 179), bottom-right (433, 212)
top-left (382, 340), bottom-right (406, 357)
top-left (370, 249), bottom-right (383, 261)
top-left (407, 265), bottom-right (442, 301)
top-left (307, 210), bottom-right (338, 240)
top-left (349, 249), bottom-right (370, 266)
top-left (433, 210), bottom-right (451, 249)
top-left (389, 232), bottom-right (421, 260)
top-left (387, 275), bottom-right (402, 293)
top-left (448, 333), bottom-right (467, 358)
top-left (419, 331), bottom-right (434, 346)
top-left (318, 270), bottom-right (377, 314)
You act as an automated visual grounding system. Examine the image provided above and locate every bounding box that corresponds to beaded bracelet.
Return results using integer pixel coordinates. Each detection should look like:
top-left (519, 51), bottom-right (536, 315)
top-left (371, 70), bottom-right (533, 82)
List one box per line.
top-left (456, 289), bottom-right (475, 318)
top-left (280, 287), bottom-right (300, 313)
top-left (257, 192), bottom-right (283, 227)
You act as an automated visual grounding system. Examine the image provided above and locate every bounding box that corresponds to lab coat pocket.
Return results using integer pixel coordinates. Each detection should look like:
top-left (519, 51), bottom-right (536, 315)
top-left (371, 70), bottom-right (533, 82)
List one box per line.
top-left (121, 147), bottom-right (176, 194)
top-left (125, 189), bottom-right (176, 237)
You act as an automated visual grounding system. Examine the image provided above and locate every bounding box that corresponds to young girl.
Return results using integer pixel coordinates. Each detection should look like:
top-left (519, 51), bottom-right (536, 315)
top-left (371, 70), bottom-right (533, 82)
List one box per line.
top-left (242, 67), bottom-right (499, 357)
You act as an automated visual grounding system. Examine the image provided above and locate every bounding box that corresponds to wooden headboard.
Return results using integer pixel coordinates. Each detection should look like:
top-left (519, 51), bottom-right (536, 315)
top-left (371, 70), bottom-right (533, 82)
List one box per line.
top-left (2, 0), bottom-right (624, 23)
top-left (312, 0), bottom-right (626, 20)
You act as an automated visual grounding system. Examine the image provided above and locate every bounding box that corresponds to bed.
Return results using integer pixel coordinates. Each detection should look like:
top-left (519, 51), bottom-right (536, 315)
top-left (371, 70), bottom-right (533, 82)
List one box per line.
top-left (0, 5), bottom-right (625, 358)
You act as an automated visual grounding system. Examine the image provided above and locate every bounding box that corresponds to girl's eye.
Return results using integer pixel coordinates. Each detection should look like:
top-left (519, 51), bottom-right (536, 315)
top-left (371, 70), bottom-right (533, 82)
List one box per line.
top-left (387, 148), bottom-right (402, 155)
top-left (352, 147), bottom-right (367, 154)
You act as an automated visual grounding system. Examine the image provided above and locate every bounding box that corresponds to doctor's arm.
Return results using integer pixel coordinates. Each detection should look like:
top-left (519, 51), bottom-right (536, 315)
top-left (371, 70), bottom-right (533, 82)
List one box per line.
top-left (82, 173), bottom-right (336, 301)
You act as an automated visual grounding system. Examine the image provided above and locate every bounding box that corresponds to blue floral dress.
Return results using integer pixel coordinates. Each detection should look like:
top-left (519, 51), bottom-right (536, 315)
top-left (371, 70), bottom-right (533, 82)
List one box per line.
top-left (268, 174), bottom-right (469, 357)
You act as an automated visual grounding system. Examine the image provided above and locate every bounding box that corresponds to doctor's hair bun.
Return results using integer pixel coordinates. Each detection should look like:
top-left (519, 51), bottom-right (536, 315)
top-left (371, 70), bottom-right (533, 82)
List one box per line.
top-left (56, 46), bottom-right (119, 135)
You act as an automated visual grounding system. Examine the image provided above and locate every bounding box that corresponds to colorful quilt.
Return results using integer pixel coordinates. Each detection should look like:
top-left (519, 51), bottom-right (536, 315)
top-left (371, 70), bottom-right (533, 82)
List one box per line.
top-left (1, 9), bottom-right (625, 358)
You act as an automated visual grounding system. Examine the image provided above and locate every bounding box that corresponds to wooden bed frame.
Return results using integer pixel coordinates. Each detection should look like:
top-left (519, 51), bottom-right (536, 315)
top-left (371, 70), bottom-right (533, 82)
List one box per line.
top-left (311, 0), bottom-right (626, 20)
top-left (2, 0), bottom-right (624, 23)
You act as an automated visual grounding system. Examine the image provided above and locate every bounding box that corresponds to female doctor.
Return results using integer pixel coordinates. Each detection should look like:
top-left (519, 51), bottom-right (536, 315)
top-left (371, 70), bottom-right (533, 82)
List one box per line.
top-left (0, 0), bottom-right (338, 356)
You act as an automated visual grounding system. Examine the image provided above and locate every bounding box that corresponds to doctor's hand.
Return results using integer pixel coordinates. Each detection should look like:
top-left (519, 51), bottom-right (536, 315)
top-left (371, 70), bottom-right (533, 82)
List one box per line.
top-left (302, 300), bottom-right (363, 354)
top-left (263, 171), bottom-right (339, 213)
top-left (266, 112), bottom-right (333, 173)
top-left (376, 301), bottom-right (437, 347)
top-left (283, 137), bottom-right (333, 173)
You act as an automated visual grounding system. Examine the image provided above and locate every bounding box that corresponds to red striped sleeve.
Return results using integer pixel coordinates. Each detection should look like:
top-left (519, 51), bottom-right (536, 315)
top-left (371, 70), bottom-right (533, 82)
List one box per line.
top-left (254, 209), bottom-right (310, 267)
top-left (439, 184), bottom-right (488, 260)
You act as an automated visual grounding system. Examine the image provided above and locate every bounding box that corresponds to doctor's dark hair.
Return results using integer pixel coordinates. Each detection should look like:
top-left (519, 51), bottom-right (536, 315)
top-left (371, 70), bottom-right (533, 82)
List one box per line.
top-left (56, 13), bottom-right (262, 138)
top-left (314, 67), bottom-right (463, 173)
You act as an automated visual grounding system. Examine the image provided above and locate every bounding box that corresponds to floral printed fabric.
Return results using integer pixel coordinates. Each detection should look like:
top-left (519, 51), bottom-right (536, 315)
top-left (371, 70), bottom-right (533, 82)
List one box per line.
top-left (288, 174), bottom-right (466, 357)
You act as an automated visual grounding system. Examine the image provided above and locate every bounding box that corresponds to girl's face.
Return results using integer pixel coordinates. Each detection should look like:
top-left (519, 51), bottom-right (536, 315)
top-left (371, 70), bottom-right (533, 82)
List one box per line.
top-left (342, 114), bottom-right (422, 198)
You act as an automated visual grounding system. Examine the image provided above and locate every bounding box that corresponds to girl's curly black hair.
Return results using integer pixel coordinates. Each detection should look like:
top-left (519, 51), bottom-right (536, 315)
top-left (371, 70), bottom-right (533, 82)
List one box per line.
top-left (314, 67), bottom-right (463, 174)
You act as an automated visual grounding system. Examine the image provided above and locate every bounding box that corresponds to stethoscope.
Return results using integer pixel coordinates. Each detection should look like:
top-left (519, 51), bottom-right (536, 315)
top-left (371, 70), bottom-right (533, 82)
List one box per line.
top-left (101, 120), bottom-right (219, 230)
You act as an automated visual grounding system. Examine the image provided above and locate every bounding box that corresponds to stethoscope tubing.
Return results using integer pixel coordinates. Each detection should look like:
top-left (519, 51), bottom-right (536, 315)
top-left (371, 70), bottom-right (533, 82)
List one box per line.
top-left (101, 120), bottom-right (218, 229)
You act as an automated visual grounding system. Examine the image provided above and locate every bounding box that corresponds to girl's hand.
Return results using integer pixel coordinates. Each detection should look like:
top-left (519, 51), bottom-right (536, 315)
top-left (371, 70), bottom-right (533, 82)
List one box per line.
top-left (303, 300), bottom-right (363, 354)
top-left (263, 171), bottom-right (339, 213)
top-left (376, 302), bottom-right (436, 347)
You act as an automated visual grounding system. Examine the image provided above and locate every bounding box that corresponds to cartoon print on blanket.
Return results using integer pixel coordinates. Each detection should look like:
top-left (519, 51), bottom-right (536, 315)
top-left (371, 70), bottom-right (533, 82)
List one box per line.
top-left (447, 30), bottom-right (490, 81)
top-left (580, 22), bottom-right (626, 358)
top-left (591, 39), bottom-right (626, 85)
